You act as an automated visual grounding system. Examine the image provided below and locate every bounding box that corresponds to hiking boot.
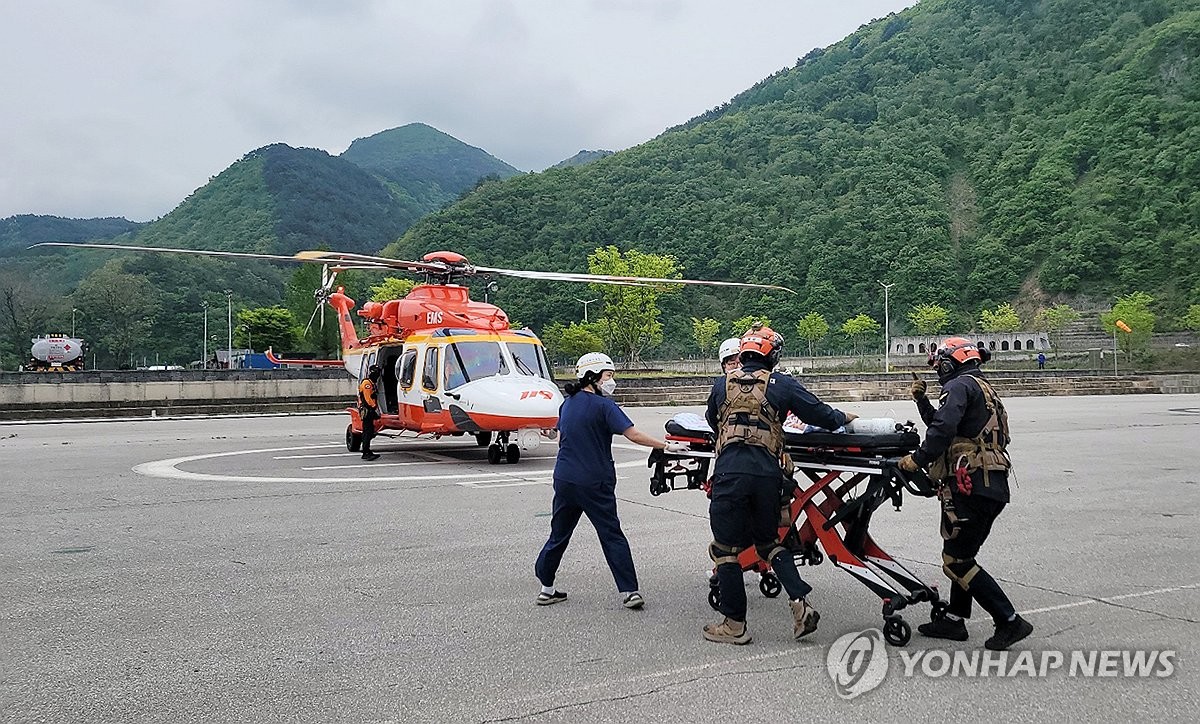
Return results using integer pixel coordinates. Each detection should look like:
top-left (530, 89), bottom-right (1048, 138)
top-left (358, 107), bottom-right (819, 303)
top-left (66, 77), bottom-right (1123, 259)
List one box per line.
top-left (790, 598), bottom-right (820, 640)
top-left (622, 592), bottom-right (645, 609)
top-left (918, 617), bottom-right (969, 641)
top-left (985, 615), bottom-right (1033, 651)
top-left (536, 590), bottom-right (568, 606)
top-left (361, 452), bottom-right (380, 461)
top-left (703, 617), bottom-right (752, 645)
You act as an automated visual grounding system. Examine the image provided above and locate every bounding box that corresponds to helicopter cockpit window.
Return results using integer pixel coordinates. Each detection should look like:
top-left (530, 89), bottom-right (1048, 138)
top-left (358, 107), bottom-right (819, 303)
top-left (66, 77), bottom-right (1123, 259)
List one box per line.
top-left (398, 349), bottom-right (417, 390)
top-left (422, 348), bottom-right (440, 392)
top-left (443, 341), bottom-right (509, 390)
top-left (508, 342), bottom-right (551, 380)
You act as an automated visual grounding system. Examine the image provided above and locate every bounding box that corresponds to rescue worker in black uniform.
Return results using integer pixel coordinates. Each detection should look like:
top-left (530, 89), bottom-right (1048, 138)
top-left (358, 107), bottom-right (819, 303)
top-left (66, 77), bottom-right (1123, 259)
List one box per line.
top-left (357, 364), bottom-right (382, 461)
top-left (703, 325), bottom-right (857, 645)
top-left (900, 337), bottom-right (1034, 650)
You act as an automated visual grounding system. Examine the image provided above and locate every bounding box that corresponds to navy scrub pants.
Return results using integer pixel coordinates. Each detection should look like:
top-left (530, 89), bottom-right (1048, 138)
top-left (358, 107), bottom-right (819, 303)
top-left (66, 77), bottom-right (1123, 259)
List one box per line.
top-left (535, 478), bottom-right (639, 593)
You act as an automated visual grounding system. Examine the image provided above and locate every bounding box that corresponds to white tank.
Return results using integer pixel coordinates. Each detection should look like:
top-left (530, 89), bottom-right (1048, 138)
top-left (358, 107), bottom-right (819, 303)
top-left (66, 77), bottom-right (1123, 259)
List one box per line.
top-left (846, 417), bottom-right (901, 435)
top-left (30, 336), bottom-right (85, 365)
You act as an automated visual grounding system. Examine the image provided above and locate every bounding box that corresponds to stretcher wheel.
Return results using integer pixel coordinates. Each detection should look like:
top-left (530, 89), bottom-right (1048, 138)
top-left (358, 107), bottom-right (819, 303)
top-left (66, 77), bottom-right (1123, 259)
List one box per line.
top-left (930, 601), bottom-right (948, 622)
top-left (883, 618), bottom-right (911, 646)
top-left (506, 443), bottom-right (521, 464)
top-left (758, 573), bottom-right (782, 598)
top-left (346, 425), bottom-right (362, 453)
top-left (707, 587), bottom-right (721, 611)
top-left (487, 444), bottom-right (502, 465)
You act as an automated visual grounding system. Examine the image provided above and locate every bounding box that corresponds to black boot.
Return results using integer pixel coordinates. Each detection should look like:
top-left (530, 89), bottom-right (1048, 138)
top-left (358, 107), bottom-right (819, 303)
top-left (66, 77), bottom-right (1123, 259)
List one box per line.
top-left (918, 617), bottom-right (968, 641)
top-left (362, 451), bottom-right (380, 461)
top-left (985, 615), bottom-right (1033, 650)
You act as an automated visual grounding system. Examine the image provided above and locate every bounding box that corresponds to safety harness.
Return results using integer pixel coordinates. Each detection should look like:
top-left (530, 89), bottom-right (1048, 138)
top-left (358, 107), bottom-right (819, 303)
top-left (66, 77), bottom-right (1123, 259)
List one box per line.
top-left (932, 375), bottom-right (1011, 542)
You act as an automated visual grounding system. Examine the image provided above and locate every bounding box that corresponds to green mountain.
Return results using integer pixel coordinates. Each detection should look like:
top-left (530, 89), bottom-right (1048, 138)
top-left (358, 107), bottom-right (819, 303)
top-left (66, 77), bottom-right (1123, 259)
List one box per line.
top-left (340, 123), bottom-right (522, 211)
top-left (551, 150), bottom-right (615, 169)
top-left (0, 214), bottom-right (144, 253)
top-left (389, 0), bottom-right (1200, 353)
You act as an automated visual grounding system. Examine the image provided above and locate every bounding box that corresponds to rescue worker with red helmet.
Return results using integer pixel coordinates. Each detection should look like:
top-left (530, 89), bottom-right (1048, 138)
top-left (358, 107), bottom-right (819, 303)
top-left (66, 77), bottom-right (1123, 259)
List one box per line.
top-left (357, 364), bottom-right (382, 461)
top-left (534, 352), bottom-right (687, 610)
top-left (703, 325), bottom-right (857, 644)
top-left (900, 337), bottom-right (1033, 650)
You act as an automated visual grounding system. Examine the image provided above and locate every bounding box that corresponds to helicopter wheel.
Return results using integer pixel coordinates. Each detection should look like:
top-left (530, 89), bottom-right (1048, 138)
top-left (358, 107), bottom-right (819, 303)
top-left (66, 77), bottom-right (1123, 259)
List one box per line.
top-left (505, 443), bottom-right (521, 464)
top-left (487, 444), bottom-right (503, 465)
top-left (475, 432), bottom-right (491, 448)
top-left (346, 424), bottom-right (362, 453)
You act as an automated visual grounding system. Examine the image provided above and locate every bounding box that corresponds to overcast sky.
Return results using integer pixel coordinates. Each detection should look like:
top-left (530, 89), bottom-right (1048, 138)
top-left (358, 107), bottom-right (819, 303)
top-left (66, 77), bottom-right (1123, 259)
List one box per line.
top-left (1, 1), bottom-right (913, 221)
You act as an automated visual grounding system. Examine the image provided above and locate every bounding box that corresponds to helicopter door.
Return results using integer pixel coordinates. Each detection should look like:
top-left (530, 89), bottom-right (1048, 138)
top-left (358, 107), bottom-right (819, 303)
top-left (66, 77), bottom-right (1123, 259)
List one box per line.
top-left (375, 346), bottom-right (404, 415)
top-left (420, 346), bottom-right (442, 414)
top-left (395, 346), bottom-right (420, 426)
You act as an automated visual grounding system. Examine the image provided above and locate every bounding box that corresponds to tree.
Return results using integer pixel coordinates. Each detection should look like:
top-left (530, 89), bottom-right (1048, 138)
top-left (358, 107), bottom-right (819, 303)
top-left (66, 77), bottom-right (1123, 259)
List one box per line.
top-left (1033, 303), bottom-right (1081, 357)
top-left (840, 314), bottom-right (881, 356)
top-left (907, 303), bottom-right (952, 335)
top-left (979, 303), bottom-right (1022, 333)
top-left (587, 246), bottom-right (680, 367)
top-left (795, 312), bottom-right (829, 357)
top-left (71, 262), bottom-right (160, 368)
top-left (691, 317), bottom-right (720, 356)
top-left (1100, 291), bottom-right (1156, 359)
top-left (236, 306), bottom-right (298, 352)
top-left (540, 321), bottom-right (603, 364)
top-left (370, 277), bottom-right (416, 302)
top-left (0, 269), bottom-right (53, 370)
top-left (729, 315), bottom-right (771, 339)
top-left (1181, 304), bottom-right (1200, 332)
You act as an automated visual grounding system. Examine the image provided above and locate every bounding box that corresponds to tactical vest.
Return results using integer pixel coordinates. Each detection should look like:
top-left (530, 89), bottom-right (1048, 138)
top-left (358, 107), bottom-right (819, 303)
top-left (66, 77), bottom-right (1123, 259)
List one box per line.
top-left (715, 368), bottom-right (785, 460)
top-left (929, 375), bottom-right (1011, 486)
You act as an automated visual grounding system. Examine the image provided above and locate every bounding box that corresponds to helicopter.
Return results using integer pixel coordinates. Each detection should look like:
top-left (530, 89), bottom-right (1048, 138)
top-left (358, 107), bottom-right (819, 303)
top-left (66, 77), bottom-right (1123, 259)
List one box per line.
top-left (31, 241), bottom-right (793, 464)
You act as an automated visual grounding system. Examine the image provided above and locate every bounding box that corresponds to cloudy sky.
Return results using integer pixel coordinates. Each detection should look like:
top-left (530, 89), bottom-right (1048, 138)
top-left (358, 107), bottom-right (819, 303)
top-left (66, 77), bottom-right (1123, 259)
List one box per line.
top-left (1, 1), bottom-right (913, 221)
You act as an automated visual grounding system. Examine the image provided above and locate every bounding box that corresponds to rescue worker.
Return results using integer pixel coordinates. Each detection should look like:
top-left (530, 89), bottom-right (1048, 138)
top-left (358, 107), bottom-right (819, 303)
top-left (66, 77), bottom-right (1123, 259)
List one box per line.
top-left (357, 364), bottom-right (382, 461)
top-left (900, 337), bottom-right (1034, 651)
top-left (719, 337), bottom-right (742, 373)
top-left (703, 326), bottom-right (857, 644)
top-left (535, 352), bottom-right (687, 609)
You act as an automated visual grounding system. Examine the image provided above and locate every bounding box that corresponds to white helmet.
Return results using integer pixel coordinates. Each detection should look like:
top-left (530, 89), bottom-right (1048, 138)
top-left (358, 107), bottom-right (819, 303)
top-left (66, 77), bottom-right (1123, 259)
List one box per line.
top-left (575, 352), bottom-right (615, 380)
top-left (718, 338), bottom-right (741, 364)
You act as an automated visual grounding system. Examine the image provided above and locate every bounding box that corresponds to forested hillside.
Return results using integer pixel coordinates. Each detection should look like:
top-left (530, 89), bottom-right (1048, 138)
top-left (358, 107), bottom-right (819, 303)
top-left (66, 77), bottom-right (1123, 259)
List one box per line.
top-left (391, 0), bottom-right (1200, 353)
top-left (0, 215), bottom-right (143, 252)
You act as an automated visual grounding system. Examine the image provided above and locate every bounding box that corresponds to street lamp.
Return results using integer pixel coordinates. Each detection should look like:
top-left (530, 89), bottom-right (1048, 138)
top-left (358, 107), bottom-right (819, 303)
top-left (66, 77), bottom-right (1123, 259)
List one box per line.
top-left (71, 307), bottom-right (79, 337)
top-left (241, 324), bottom-right (252, 353)
top-left (224, 290), bottom-right (233, 370)
top-left (201, 301), bottom-right (209, 370)
top-left (878, 281), bottom-right (894, 373)
top-left (575, 298), bottom-right (598, 323)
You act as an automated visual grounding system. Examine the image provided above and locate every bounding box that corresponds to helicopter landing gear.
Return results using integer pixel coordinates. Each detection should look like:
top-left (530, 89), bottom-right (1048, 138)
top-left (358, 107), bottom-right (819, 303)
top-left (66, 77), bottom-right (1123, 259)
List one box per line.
top-left (346, 424), bottom-right (362, 453)
top-left (475, 431), bottom-right (491, 448)
top-left (486, 432), bottom-right (521, 464)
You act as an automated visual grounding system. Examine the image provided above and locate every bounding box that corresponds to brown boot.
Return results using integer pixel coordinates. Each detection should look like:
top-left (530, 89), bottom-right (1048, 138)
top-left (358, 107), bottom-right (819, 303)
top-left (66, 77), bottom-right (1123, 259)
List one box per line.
top-left (702, 617), bottom-right (752, 645)
top-left (790, 598), bottom-right (820, 640)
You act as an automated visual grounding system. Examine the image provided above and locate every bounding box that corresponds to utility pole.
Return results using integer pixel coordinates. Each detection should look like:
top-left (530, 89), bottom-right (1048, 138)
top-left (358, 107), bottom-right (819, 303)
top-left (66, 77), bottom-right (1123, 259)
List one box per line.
top-left (576, 298), bottom-right (598, 323)
top-left (71, 308), bottom-right (79, 337)
top-left (201, 301), bottom-right (209, 370)
top-left (241, 324), bottom-right (252, 353)
top-left (225, 290), bottom-right (233, 370)
top-left (878, 281), bottom-right (894, 373)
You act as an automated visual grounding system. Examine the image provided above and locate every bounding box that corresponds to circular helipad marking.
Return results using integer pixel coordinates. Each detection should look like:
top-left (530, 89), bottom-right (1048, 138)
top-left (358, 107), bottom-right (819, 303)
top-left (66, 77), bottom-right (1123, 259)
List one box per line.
top-left (133, 442), bottom-right (648, 484)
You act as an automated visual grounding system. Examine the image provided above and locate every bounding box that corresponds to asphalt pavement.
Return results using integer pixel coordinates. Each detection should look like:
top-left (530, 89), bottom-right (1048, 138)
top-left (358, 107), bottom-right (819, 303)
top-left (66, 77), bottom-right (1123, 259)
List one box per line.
top-left (1, 394), bottom-right (1198, 723)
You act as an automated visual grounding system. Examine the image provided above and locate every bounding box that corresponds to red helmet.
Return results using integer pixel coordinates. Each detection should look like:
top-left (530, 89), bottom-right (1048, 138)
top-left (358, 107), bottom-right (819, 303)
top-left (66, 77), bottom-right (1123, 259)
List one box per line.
top-left (739, 325), bottom-right (783, 367)
top-left (929, 336), bottom-right (982, 380)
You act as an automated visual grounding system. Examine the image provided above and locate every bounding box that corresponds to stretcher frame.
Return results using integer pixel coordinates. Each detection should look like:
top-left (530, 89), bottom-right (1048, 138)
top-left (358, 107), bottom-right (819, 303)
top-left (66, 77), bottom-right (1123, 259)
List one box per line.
top-left (648, 422), bottom-right (947, 646)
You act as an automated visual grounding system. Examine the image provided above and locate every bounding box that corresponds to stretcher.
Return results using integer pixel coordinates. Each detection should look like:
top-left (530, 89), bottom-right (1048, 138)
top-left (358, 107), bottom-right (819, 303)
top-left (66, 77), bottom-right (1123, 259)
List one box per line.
top-left (647, 413), bottom-right (946, 646)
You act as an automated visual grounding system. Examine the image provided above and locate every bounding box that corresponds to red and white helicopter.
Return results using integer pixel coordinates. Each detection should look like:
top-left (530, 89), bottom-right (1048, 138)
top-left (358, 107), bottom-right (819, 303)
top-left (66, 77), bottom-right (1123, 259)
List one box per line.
top-left (33, 242), bottom-right (792, 463)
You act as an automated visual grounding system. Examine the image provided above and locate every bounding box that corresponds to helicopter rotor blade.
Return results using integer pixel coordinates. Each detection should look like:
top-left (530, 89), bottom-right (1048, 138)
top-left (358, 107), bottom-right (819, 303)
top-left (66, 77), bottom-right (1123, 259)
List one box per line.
top-left (28, 241), bottom-right (304, 263)
top-left (294, 250), bottom-right (448, 274)
top-left (471, 265), bottom-right (796, 294)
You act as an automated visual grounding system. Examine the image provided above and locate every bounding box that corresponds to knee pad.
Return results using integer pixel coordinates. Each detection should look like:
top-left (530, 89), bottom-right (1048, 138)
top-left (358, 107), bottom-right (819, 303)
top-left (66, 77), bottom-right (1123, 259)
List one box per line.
top-left (709, 541), bottom-right (741, 566)
top-left (942, 553), bottom-right (981, 590)
top-left (756, 542), bottom-right (789, 563)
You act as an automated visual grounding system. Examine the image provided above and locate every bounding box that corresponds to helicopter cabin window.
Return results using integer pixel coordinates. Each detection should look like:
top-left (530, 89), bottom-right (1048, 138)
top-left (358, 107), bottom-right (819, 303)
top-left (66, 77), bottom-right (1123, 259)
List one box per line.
top-left (443, 341), bottom-right (509, 390)
top-left (422, 348), bottom-right (440, 391)
top-left (508, 342), bottom-right (551, 380)
top-left (398, 348), bottom-right (417, 390)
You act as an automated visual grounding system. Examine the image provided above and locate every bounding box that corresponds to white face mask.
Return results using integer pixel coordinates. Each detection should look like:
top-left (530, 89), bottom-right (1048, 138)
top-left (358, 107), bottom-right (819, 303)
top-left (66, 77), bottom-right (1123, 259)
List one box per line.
top-left (599, 378), bottom-right (617, 395)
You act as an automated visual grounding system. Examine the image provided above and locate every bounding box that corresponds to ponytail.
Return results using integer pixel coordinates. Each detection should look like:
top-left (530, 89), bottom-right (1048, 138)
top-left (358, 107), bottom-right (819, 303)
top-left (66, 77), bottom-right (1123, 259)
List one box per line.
top-left (565, 370), bottom-right (601, 397)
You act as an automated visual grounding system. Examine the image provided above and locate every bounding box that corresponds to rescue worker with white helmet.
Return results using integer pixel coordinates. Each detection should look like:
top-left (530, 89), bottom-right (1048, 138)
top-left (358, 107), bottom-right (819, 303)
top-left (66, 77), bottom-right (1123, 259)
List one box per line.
top-left (719, 337), bottom-right (741, 373)
top-left (900, 337), bottom-right (1033, 650)
top-left (535, 352), bottom-right (687, 609)
top-left (703, 325), bottom-right (857, 644)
